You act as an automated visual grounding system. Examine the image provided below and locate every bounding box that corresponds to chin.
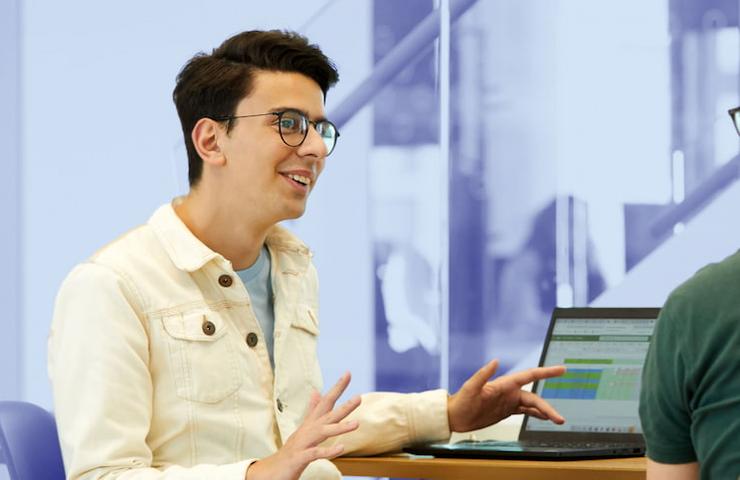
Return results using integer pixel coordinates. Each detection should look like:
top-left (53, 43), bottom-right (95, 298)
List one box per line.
top-left (281, 205), bottom-right (307, 221)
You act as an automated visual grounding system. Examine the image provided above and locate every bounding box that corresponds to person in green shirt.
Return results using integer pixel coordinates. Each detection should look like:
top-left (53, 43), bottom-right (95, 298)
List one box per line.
top-left (640, 107), bottom-right (740, 479)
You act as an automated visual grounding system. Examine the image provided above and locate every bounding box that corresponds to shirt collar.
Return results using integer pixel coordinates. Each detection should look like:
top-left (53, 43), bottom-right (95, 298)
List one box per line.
top-left (148, 200), bottom-right (312, 273)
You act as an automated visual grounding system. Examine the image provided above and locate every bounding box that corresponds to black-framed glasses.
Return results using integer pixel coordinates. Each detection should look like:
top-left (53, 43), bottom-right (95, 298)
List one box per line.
top-left (213, 109), bottom-right (340, 156)
top-left (729, 107), bottom-right (740, 136)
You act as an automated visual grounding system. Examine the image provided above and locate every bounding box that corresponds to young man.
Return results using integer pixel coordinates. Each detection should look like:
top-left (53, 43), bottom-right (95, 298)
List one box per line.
top-left (49, 30), bottom-right (566, 480)
top-left (639, 109), bottom-right (740, 480)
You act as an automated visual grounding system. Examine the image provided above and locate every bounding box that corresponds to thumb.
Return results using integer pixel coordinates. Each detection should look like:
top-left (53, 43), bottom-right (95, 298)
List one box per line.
top-left (464, 359), bottom-right (499, 392)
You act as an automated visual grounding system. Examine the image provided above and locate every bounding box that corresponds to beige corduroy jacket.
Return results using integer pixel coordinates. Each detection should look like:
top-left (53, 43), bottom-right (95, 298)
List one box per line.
top-left (49, 201), bottom-right (450, 480)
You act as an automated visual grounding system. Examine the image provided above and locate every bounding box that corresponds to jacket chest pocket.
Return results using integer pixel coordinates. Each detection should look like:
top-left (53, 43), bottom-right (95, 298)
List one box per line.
top-left (161, 310), bottom-right (242, 403)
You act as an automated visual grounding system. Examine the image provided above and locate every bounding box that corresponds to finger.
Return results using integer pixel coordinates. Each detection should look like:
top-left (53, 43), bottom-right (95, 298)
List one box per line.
top-left (304, 389), bottom-right (322, 421)
top-left (324, 395), bottom-right (362, 424)
top-left (308, 389), bottom-right (321, 411)
top-left (517, 406), bottom-right (549, 420)
top-left (319, 372), bottom-right (352, 413)
top-left (312, 372), bottom-right (352, 418)
top-left (321, 419), bottom-right (360, 438)
top-left (506, 365), bottom-right (566, 387)
top-left (293, 416), bottom-right (359, 451)
top-left (520, 391), bottom-right (565, 424)
top-left (464, 359), bottom-right (500, 392)
top-left (303, 444), bottom-right (345, 463)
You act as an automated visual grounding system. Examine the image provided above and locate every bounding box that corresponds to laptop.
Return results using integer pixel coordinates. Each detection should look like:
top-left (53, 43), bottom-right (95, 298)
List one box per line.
top-left (405, 307), bottom-right (659, 460)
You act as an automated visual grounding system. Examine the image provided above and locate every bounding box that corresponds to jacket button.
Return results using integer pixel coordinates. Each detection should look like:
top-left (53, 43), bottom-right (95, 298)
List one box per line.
top-left (246, 332), bottom-right (259, 348)
top-left (202, 320), bottom-right (216, 336)
top-left (276, 398), bottom-right (284, 412)
top-left (218, 274), bottom-right (233, 287)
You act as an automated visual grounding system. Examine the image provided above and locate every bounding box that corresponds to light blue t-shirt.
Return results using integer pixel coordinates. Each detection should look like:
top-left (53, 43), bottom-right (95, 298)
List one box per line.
top-left (236, 246), bottom-right (275, 368)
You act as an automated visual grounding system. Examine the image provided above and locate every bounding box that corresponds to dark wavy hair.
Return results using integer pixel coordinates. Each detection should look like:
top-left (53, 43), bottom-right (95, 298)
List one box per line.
top-left (173, 30), bottom-right (339, 187)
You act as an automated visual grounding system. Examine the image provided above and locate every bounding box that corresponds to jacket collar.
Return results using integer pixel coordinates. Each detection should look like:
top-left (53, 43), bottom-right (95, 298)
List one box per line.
top-left (149, 200), bottom-right (312, 273)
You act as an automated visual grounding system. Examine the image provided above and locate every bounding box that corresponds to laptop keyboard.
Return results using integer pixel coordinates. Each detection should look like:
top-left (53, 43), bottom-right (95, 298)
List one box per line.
top-left (457, 440), bottom-right (638, 449)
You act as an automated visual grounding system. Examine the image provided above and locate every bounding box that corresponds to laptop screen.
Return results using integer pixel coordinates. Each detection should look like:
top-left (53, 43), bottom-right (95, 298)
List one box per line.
top-left (524, 311), bottom-right (657, 435)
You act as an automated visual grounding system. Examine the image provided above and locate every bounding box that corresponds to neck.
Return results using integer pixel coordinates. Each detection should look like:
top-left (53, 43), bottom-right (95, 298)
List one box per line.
top-left (175, 187), bottom-right (271, 270)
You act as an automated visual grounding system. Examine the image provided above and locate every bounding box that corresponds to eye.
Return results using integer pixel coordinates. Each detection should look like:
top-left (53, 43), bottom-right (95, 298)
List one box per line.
top-left (280, 117), bottom-right (297, 129)
top-left (278, 112), bottom-right (305, 133)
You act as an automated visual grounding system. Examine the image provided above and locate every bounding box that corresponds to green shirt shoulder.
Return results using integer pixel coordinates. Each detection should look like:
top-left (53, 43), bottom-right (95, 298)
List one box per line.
top-left (639, 250), bottom-right (740, 479)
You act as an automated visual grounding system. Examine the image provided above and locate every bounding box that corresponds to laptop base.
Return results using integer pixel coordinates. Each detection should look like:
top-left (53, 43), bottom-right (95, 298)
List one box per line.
top-left (405, 440), bottom-right (645, 460)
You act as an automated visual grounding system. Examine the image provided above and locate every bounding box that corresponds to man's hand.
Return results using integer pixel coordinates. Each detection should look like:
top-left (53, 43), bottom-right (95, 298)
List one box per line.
top-left (247, 372), bottom-right (361, 480)
top-left (447, 359), bottom-right (566, 432)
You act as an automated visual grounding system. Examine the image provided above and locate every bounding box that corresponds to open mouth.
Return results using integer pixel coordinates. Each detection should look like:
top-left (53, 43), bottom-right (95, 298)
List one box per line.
top-left (282, 173), bottom-right (311, 188)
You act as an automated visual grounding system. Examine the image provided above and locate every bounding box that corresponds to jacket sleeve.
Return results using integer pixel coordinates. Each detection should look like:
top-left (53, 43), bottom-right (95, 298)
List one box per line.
top-left (324, 389), bottom-right (451, 456)
top-left (302, 263), bottom-right (450, 457)
top-left (48, 262), bottom-right (257, 480)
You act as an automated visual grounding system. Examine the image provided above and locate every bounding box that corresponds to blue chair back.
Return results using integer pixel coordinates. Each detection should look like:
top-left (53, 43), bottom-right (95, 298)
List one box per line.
top-left (0, 401), bottom-right (65, 480)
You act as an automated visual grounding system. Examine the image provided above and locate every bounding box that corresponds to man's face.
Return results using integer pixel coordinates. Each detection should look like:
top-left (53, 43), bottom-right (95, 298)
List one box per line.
top-left (215, 70), bottom-right (329, 224)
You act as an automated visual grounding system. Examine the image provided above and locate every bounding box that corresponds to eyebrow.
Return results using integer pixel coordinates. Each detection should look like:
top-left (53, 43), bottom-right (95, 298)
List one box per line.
top-left (269, 106), bottom-right (328, 123)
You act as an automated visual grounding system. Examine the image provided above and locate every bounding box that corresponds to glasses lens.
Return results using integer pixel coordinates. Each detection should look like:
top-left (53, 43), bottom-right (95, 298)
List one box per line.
top-left (316, 121), bottom-right (338, 155)
top-left (733, 110), bottom-right (740, 136)
top-left (278, 111), bottom-right (308, 146)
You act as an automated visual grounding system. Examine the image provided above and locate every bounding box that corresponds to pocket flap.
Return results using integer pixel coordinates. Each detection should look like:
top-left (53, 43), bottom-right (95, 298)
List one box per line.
top-left (291, 307), bottom-right (320, 336)
top-left (162, 310), bottom-right (228, 341)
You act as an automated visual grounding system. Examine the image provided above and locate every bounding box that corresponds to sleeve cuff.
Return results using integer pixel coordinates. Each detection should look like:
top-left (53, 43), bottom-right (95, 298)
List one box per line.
top-left (407, 389), bottom-right (451, 444)
top-left (646, 442), bottom-right (697, 465)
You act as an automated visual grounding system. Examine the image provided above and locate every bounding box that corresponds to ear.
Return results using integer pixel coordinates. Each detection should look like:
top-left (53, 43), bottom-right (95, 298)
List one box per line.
top-left (191, 118), bottom-right (226, 167)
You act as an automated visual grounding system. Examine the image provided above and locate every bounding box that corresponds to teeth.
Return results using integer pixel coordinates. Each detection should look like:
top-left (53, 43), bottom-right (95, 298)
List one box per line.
top-left (286, 173), bottom-right (311, 186)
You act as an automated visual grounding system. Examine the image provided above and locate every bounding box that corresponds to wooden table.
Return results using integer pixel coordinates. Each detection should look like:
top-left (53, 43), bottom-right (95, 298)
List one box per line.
top-left (333, 454), bottom-right (646, 480)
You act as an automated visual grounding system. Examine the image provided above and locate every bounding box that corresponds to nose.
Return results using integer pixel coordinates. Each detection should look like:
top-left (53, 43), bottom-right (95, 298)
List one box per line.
top-left (296, 124), bottom-right (329, 158)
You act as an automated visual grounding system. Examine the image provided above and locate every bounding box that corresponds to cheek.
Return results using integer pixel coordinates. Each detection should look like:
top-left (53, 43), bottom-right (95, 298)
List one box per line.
top-left (315, 159), bottom-right (326, 179)
top-left (238, 144), bottom-right (291, 178)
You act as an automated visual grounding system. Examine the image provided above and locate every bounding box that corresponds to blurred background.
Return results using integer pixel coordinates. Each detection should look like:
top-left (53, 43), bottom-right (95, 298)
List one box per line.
top-left (1, 0), bottom-right (739, 476)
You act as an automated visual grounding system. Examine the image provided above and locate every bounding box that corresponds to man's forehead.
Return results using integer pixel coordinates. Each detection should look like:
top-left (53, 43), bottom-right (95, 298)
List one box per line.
top-left (241, 70), bottom-right (325, 117)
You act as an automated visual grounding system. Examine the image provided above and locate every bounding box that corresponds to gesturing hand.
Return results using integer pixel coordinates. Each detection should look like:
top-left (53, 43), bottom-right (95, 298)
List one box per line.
top-left (447, 359), bottom-right (566, 433)
top-left (247, 372), bottom-right (361, 480)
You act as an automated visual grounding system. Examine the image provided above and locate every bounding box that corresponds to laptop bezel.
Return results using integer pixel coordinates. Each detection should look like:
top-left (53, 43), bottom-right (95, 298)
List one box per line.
top-left (518, 307), bottom-right (660, 445)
